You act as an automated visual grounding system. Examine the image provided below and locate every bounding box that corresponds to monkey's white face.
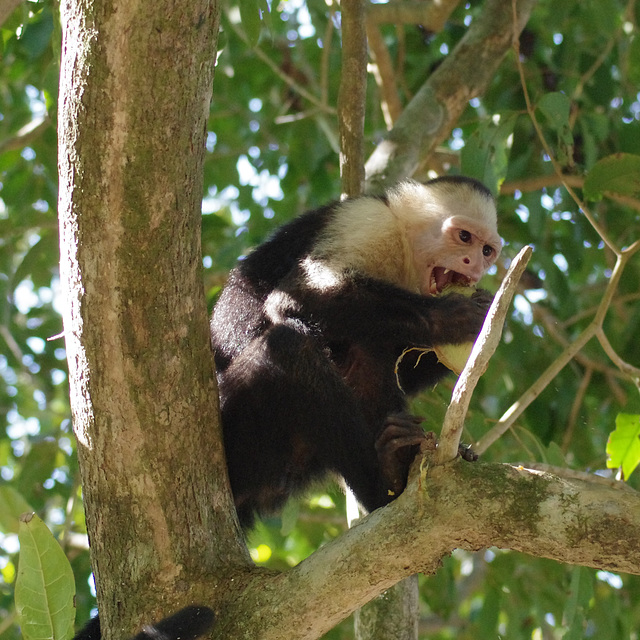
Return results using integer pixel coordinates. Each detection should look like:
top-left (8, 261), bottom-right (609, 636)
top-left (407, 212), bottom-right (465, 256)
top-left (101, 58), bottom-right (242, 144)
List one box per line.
top-left (417, 214), bottom-right (501, 297)
top-left (385, 178), bottom-right (501, 296)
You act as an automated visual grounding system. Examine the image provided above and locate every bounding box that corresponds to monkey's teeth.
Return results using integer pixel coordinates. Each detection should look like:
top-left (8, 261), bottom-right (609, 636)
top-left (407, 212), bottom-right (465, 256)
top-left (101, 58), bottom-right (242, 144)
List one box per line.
top-left (443, 268), bottom-right (451, 275)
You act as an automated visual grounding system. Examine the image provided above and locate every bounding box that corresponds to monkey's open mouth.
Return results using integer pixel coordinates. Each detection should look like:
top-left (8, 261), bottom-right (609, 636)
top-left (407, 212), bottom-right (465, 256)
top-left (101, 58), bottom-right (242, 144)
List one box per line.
top-left (429, 267), bottom-right (472, 295)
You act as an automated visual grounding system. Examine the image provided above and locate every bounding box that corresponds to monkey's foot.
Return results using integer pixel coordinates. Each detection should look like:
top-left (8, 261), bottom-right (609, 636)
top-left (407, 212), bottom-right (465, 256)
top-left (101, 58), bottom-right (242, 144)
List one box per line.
top-left (376, 413), bottom-right (431, 496)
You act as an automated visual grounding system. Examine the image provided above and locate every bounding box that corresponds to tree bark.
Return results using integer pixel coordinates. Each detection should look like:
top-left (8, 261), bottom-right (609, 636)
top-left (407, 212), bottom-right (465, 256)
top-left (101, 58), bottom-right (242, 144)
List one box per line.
top-left (57, 1), bottom-right (640, 639)
top-left (365, 0), bottom-right (538, 190)
top-left (57, 0), bottom-right (249, 636)
top-left (216, 460), bottom-right (640, 640)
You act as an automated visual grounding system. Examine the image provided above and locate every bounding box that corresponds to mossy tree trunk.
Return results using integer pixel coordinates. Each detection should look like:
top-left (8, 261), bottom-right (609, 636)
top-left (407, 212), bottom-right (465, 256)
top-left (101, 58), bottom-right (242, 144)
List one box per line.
top-left (57, 0), bottom-right (250, 636)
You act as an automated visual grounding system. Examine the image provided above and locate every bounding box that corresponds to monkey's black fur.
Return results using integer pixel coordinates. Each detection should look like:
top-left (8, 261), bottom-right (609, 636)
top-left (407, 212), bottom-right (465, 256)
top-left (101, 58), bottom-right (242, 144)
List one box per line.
top-left (72, 606), bottom-right (215, 640)
top-left (211, 176), bottom-right (494, 527)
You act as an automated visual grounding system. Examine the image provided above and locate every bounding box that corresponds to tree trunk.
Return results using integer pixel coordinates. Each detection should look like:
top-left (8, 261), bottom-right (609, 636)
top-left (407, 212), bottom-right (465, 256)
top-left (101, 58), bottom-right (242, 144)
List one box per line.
top-left (57, 0), bottom-right (249, 636)
top-left (354, 575), bottom-right (419, 640)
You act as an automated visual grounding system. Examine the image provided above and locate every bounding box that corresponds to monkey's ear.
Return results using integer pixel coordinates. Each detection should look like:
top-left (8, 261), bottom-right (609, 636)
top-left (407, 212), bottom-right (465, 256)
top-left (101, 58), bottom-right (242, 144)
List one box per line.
top-left (133, 606), bottom-right (216, 640)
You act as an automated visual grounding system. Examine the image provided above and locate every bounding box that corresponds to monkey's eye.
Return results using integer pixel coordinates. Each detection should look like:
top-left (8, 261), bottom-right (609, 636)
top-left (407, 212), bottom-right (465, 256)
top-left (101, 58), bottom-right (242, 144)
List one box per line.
top-left (482, 245), bottom-right (494, 257)
top-left (459, 229), bottom-right (472, 243)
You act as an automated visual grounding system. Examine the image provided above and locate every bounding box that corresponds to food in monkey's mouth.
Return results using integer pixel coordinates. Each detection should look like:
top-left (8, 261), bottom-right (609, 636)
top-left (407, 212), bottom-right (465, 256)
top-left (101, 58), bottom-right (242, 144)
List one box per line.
top-left (433, 283), bottom-right (478, 374)
top-left (428, 267), bottom-right (472, 295)
top-left (395, 283), bottom-right (482, 381)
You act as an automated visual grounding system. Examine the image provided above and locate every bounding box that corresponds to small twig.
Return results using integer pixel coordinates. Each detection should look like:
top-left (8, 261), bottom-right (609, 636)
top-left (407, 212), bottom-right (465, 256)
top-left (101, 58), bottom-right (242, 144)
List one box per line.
top-left (366, 22), bottom-right (402, 128)
top-left (435, 246), bottom-right (533, 464)
top-left (509, 462), bottom-right (639, 493)
top-left (0, 115), bottom-right (50, 154)
top-left (226, 19), bottom-right (335, 115)
top-left (478, 242), bottom-right (640, 454)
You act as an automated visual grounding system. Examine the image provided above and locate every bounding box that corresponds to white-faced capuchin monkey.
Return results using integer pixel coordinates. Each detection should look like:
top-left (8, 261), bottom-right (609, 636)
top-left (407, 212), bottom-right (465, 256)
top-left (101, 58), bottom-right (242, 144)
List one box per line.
top-left (211, 175), bottom-right (502, 527)
top-left (73, 176), bottom-right (501, 640)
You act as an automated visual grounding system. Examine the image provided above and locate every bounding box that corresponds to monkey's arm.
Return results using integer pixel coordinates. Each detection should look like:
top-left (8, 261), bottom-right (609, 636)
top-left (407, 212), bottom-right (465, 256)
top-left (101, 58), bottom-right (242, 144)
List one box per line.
top-left (281, 273), bottom-right (492, 348)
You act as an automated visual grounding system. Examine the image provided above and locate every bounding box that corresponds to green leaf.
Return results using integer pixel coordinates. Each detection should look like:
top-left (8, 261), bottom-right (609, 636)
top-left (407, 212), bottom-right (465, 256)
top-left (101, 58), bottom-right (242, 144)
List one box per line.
top-left (583, 153), bottom-right (640, 201)
top-left (239, 0), bottom-right (262, 48)
top-left (537, 92), bottom-right (573, 166)
top-left (0, 486), bottom-right (34, 534)
top-left (562, 567), bottom-right (593, 640)
top-left (15, 513), bottom-right (76, 640)
top-left (460, 112), bottom-right (517, 194)
top-left (537, 92), bottom-right (571, 130)
top-left (628, 33), bottom-right (640, 86)
top-left (17, 439), bottom-right (59, 505)
top-left (606, 413), bottom-right (640, 480)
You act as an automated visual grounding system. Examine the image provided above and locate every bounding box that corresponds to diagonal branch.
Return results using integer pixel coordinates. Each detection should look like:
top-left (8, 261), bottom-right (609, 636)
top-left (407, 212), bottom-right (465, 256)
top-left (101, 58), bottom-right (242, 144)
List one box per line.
top-left (436, 245), bottom-right (532, 463)
top-left (219, 461), bottom-right (640, 639)
top-left (365, 0), bottom-right (537, 190)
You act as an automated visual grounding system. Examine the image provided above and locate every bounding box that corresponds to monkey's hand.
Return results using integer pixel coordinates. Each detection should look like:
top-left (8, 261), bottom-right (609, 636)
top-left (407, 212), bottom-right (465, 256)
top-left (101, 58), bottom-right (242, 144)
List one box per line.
top-left (375, 413), bottom-right (431, 497)
top-left (431, 288), bottom-right (493, 344)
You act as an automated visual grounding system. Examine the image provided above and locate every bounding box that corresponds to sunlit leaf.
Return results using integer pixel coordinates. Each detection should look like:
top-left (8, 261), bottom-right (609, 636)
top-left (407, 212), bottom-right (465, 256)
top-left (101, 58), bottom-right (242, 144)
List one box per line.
top-left (606, 413), bottom-right (640, 480)
top-left (15, 513), bottom-right (76, 640)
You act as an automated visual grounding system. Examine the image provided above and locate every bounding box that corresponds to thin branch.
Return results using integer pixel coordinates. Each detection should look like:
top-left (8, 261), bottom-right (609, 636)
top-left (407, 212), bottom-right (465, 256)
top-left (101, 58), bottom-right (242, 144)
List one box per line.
top-left (367, 0), bottom-right (461, 29)
top-left (501, 174), bottom-right (640, 213)
top-left (534, 303), bottom-right (627, 381)
top-left (476, 324), bottom-right (595, 455)
top-left (436, 246), bottom-right (532, 463)
top-left (338, 0), bottom-right (368, 197)
top-left (366, 23), bottom-right (402, 128)
top-left (319, 8), bottom-right (335, 107)
top-left (0, 115), bottom-right (51, 154)
top-left (561, 367), bottom-right (593, 452)
top-left (226, 19), bottom-right (336, 115)
top-left (510, 0), bottom-right (619, 255)
top-left (365, 0), bottom-right (461, 131)
top-left (478, 242), bottom-right (640, 453)
top-left (596, 328), bottom-right (640, 383)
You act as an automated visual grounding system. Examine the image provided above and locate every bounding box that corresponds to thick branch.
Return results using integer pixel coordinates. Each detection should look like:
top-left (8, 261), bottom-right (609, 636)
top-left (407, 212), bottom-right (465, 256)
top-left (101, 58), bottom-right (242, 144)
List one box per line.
top-left (217, 462), bottom-right (640, 639)
top-left (365, 0), bottom-right (537, 190)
